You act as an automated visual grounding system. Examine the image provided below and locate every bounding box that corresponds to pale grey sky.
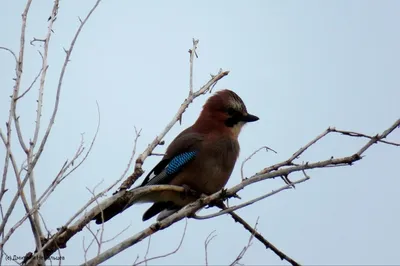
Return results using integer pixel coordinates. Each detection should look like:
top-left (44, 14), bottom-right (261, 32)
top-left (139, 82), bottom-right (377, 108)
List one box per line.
top-left (1, 1), bottom-right (399, 265)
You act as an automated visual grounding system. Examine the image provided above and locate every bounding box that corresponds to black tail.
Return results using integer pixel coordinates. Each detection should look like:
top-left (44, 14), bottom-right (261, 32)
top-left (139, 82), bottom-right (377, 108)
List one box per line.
top-left (142, 202), bottom-right (174, 221)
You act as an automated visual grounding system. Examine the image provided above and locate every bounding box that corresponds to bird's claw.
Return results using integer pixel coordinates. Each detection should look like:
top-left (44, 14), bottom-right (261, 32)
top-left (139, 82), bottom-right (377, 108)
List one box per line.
top-left (207, 199), bottom-right (224, 209)
top-left (281, 175), bottom-right (296, 189)
top-left (180, 184), bottom-right (200, 199)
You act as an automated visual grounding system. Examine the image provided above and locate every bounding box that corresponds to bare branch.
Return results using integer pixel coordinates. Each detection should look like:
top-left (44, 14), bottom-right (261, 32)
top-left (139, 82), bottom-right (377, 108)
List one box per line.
top-left (0, 126), bottom-right (12, 204)
top-left (23, 126), bottom-right (141, 264)
top-left (118, 40), bottom-right (229, 191)
top-left (31, 0), bottom-right (59, 148)
top-left (149, 152), bottom-right (165, 157)
top-left (188, 38), bottom-right (199, 96)
top-left (256, 128), bottom-right (331, 176)
top-left (30, 0), bottom-right (102, 171)
top-left (329, 127), bottom-right (400, 147)
top-left (0, 47), bottom-right (18, 75)
top-left (0, 134), bottom-right (42, 251)
top-left (103, 223), bottom-right (132, 243)
top-left (256, 119), bottom-right (400, 176)
top-left (30, 37), bottom-right (46, 46)
top-left (82, 227), bottom-right (99, 264)
top-left (241, 146), bottom-right (277, 181)
top-left (86, 181), bottom-right (106, 256)
top-left (204, 230), bottom-right (217, 266)
top-left (0, 0), bottom-right (34, 239)
top-left (0, 136), bottom-right (43, 256)
top-left (193, 175), bottom-right (308, 220)
top-left (15, 117), bottom-right (400, 264)
top-left (222, 204), bottom-right (301, 266)
top-left (229, 218), bottom-right (258, 266)
top-left (0, 99), bottom-right (101, 255)
top-left (15, 3), bottom-right (102, 263)
top-left (143, 236), bottom-right (151, 266)
top-left (38, 101), bottom-right (100, 206)
top-left (132, 219), bottom-right (188, 266)
top-left (2, 1), bottom-right (397, 263)
top-left (80, 118), bottom-right (399, 265)
top-left (15, 62), bottom-right (42, 101)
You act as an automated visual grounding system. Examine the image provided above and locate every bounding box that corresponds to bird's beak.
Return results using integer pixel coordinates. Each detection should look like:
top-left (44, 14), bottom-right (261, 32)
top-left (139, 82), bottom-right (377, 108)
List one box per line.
top-left (241, 113), bottom-right (259, 122)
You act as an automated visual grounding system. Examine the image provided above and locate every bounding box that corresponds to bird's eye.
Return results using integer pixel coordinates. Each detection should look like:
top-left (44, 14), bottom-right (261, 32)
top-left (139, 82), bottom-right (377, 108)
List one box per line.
top-left (227, 107), bottom-right (236, 116)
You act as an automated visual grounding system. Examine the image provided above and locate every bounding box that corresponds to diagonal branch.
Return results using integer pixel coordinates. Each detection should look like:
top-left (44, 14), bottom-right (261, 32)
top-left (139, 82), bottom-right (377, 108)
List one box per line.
top-left (22, 126), bottom-right (141, 265)
top-left (118, 68), bottom-right (229, 191)
top-left (21, 118), bottom-right (399, 264)
top-left (193, 175), bottom-right (309, 220)
top-left (229, 217), bottom-right (258, 266)
top-left (132, 219), bottom-right (188, 266)
top-left (241, 146), bottom-right (277, 181)
top-left (79, 118), bottom-right (399, 265)
top-left (329, 128), bottom-right (400, 146)
top-left (30, 0), bottom-right (102, 171)
top-left (221, 203), bottom-right (301, 266)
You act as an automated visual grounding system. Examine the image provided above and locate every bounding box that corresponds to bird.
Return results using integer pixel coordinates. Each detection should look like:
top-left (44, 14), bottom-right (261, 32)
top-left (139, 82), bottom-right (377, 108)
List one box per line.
top-left (94, 89), bottom-right (259, 224)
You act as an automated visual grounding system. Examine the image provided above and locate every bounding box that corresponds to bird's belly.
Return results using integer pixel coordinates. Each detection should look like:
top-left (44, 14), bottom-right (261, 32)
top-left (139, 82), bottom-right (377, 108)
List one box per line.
top-left (170, 157), bottom-right (235, 195)
top-left (198, 164), bottom-right (231, 194)
top-left (169, 137), bottom-right (239, 200)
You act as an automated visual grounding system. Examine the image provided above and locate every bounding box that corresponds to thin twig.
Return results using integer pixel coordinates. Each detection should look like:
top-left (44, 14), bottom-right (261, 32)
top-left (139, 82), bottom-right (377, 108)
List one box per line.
top-left (80, 119), bottom-right (399, 265)
top-left (204, 230), bottom-right (217, 266)
top-left (194, 175), bottom-right (308, 220)
top-left (26, 2), bottom-right (60, 248)
top-left (30, 0), bottom-right (102, 171)
top-left (143, 236), bottom-right (151, 266)
top-left (229, 218), bottom-right (258, 266)
top-left (132, 219), bottom-right (188, 266)
top-left (0, 47), bottom-right (18, 75)
top-left (329, 128), bottom-right (400, 147)
top-left (38, 101), bottom-right (100, 206)
top-left (0, 104), bottom-right (100, 249)
top-left (241, 146), bottom-right (277, 181)
top-left (257, 128), bottom-right (331, 176)
top-left (118, 39), bottom-right (229, 191)
top-left (222, 204), bottom-right (301, 266)
top-left (0, 0), bottom-right (33, 240)
top-left (188, 38), bottom-right (199, 96)
top-left (23, 125), bottom-right (141, 264)
top-left (103, 223), bottom-right (132, 243)
top-left (83, 227), bottom-right (99, 264)
top-left (86, 180), bottom-right (106, 256)
top-left (15, 63), bottom-right (42, 101)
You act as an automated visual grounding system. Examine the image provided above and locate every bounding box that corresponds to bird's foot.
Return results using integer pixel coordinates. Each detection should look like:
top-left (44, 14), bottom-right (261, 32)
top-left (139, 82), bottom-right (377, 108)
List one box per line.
top-left (180, 184), bottom-right (200, 200)
top-left (281, 174), bottom-right (296, 189)
top-left (207, 199), bottom-right (224, 209)
top-left (206, 189), bottom-right (240, 208)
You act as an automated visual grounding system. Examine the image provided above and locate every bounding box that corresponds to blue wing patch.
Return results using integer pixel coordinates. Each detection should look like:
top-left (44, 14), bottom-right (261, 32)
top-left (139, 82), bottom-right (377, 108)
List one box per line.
top-left (141, 151), bottom-right (197, 186)
top-left (166, 151), bottom-right (197, 175)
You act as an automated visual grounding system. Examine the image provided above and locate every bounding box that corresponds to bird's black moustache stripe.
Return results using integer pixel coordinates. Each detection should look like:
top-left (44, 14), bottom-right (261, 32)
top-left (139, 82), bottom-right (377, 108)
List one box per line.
top-left (225, 116), bottom-right (242, 127)
top-left (224, 107), bottom-right (243, 127)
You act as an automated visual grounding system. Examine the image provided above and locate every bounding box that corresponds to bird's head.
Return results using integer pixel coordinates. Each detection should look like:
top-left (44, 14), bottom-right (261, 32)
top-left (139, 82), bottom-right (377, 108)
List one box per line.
top-left (195, 89), bottom-right (259, 138)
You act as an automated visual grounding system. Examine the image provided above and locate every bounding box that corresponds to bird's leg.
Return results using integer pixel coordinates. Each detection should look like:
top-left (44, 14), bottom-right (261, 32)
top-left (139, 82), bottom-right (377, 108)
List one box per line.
top-left (206, 199), bottom-right (224, 209)
top-left (281, 174), bottom-right (296, 189)
top-left (206, 188), bottom-right (241, 209)
top-left (180, 184), bottom-right (201, 200)
top-left (206, 188), bottom-right (227, 208)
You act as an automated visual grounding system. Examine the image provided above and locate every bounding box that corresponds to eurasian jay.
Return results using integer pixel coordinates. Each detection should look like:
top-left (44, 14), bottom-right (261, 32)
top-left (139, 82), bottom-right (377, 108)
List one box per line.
top-left (94, 89), bottom-right (258, 224)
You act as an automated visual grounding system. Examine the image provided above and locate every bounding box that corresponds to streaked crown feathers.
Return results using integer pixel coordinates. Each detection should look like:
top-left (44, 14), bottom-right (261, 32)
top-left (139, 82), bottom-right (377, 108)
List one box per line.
top-left (203, 89), bottom-right (248, 114)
